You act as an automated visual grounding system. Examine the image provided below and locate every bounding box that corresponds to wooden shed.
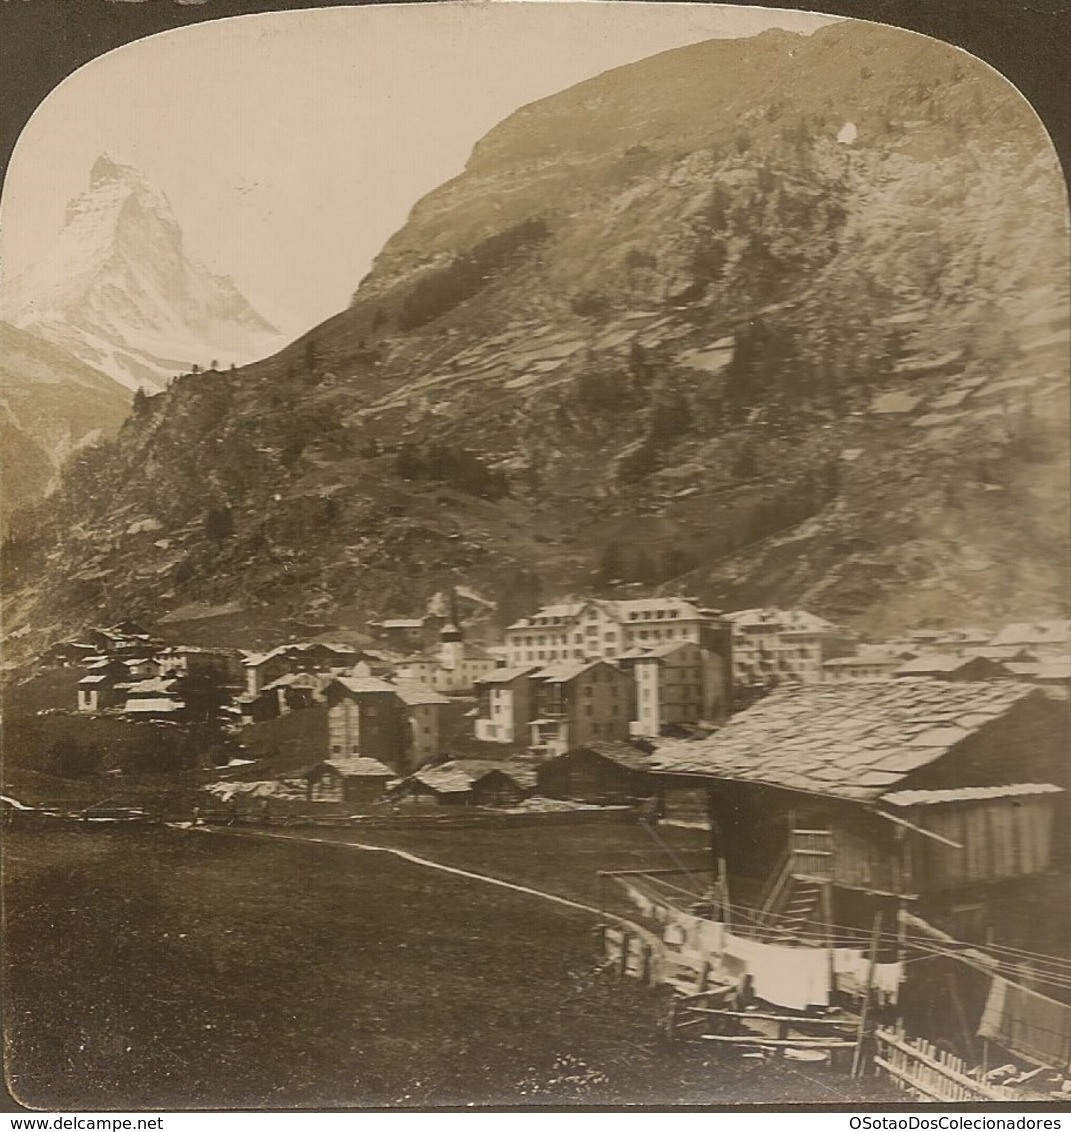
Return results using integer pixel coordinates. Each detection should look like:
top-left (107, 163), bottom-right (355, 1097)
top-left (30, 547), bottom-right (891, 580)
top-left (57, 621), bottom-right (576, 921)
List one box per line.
top-left (393, 762), bottom-right (474, 806)
top-left (467, 762), bottom-right (537, 807)
top-left (536, 741), bottom-right (656, 804)
top-left (305, 757), bottom-right (394, 804)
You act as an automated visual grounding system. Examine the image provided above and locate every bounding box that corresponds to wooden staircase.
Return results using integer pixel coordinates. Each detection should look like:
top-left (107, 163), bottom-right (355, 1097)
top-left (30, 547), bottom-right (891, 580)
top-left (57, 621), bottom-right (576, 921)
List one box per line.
top-left (768, 877), bottom-right (824, 942)
top-left (754, 828), bottom-right (834, 943)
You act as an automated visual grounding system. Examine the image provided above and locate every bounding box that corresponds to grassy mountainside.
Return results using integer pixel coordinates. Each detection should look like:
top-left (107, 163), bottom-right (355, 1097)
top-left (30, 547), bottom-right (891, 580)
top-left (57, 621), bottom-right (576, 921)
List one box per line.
top-left (3, 21), bottom-right (1067, 656)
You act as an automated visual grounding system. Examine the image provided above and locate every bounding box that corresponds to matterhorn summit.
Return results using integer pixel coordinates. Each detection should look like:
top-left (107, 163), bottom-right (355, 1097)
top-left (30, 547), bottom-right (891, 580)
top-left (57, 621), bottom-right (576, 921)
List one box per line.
top-left (1, 155), bottom-right (281, 393)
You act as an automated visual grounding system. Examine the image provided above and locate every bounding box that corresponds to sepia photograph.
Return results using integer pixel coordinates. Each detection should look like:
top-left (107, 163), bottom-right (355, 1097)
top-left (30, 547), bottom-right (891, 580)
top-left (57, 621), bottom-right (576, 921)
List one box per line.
top-left (1, 0), bottom-right (1069, 1114)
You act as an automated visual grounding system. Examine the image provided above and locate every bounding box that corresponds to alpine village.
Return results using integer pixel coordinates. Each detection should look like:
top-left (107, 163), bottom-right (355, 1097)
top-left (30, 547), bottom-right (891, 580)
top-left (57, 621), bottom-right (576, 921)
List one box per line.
top-left (2, 16), bottom-right (1070, 1111)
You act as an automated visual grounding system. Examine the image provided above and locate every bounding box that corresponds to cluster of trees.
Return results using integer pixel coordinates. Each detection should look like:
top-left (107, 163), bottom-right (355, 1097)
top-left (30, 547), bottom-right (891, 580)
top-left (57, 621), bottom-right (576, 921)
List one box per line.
top-left (491, 566), bottom-right (544, 632)
top-left (393, 443), bottom-right (509, 499)
top-left (617, 381), bottom-right (693, 483)
top-left (397, 218), bottom-right (549, 331)
top-left (594, 541), bottom-right (698, 587)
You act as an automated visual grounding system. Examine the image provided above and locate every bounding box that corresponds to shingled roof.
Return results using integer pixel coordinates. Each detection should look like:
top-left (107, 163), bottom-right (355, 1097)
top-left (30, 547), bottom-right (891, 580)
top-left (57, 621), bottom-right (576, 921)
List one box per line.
top-left (651, 680), bottom-right (1041, 803)
top-left (572, 740), bottom-right (657, 772)
top-left (409, 763), bottom-right (475, 794)
top-left (323, 757), bottom-right (395, 778)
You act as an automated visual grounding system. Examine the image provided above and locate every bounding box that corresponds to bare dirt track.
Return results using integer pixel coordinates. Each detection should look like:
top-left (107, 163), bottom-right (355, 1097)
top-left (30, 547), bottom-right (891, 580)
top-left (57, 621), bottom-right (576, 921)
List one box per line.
top-left (3, 822), bottom-right (902, 1109)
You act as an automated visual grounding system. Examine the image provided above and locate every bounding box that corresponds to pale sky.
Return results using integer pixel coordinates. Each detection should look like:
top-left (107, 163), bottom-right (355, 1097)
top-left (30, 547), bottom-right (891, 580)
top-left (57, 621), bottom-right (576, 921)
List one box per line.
top-left (0, 2), bottom-right (837, 338)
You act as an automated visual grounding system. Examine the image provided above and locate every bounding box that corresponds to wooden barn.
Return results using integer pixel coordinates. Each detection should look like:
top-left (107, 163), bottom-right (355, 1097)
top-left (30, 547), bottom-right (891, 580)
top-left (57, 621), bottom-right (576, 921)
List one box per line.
top-left (466, 762), bottom-right (537, 807)
top-left (536, 741), bottom-right (657, 805)
top-left (652, 680), bottom-right (1069, 946)
top-left (393, 763), bottom-right (474, 806)
top-left (304, 757), bottom-right (395, 804)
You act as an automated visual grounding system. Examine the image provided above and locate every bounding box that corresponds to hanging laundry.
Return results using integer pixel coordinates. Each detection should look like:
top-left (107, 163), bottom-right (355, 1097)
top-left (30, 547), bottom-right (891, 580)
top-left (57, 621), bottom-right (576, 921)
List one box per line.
top-left (977, 976), bottom-right (1071, 1070)
top-left (695, 918), bottom-right (726, 956)
top-left (663, 922), bottom-right (686, 948)
top-left (833, 950), bottom-right (904, 1005)
top-left (724, 932), bottom-right (830, 1010)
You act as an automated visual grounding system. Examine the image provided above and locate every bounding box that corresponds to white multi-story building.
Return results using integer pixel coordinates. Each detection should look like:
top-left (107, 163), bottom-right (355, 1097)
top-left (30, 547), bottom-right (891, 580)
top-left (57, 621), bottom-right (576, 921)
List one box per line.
top-left (725, 608), bottom-right (858, 686)
top-left (504, 597), bottom-right (733, 733)
top-left (504, 597), bottom-right (724, 666)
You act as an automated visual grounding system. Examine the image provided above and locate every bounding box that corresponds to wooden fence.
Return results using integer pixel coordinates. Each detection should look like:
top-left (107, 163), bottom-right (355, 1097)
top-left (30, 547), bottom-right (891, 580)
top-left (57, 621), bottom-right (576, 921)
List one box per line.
top-left (875, 1027), bottom-right (1015, 1102)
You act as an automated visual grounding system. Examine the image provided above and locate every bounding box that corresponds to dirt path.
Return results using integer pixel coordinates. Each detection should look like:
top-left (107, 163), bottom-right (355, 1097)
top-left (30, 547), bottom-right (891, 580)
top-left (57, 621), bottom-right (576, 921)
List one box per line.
top-left (185, 822), bottom-right (625, 922)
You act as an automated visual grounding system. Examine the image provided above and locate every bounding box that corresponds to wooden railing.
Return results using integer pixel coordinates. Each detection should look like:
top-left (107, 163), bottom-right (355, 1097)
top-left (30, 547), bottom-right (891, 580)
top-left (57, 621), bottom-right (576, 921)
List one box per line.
top-left (875, 1028), bottom-right (1015, 1102)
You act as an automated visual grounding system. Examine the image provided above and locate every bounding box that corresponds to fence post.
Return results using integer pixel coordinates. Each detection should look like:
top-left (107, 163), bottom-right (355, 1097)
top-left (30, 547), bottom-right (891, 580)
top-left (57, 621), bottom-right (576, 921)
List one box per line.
top-left (852, 910), bottom-right (883, 1078)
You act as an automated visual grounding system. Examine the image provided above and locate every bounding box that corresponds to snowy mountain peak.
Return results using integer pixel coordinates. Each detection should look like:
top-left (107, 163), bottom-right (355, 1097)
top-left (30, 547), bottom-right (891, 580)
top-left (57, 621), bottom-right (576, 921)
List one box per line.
top-left (89, 152), bottom-right (139, 188)
top-left (2, 157), bottom-right (282, 394)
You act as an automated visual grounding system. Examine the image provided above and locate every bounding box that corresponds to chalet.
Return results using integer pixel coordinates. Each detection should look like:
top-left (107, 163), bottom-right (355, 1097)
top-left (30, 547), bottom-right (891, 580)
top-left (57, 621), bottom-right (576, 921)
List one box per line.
top-left (988, 620), bottom-right (1070, 658)
top-left (370, 615), bottom-right (445, 653)
top-left (325, 676), bottom-right (410, 773)
top-left (894, 654), bottom-right (1011, 681)
top-left (304, 757), bottom-right (394, 804)
top-left (87, 622), bottom-right (156, 657)
top-left (822, 652), bottom-right (902, 683)
top-left (473, 665), bottom-right (542, 744)
top-left (392, 762), bottom-right (474, 806)
top-left (927, 628), bottom-right (993, 655)
top-left (618, 640), bottom-right (726, 736)
top-left (652, 680), bottom-right (1069, 942)
top-left (258, 671), bottom-right (331, 716)
top-left (528, 660), bottom-right (633, 758)
top-left (395, 622), bottom-right (498, 694)
top-left (464, 760), bottom-right (537, 807)
top-left (122, 655), bottom-right (163, 681)
top-left (391, 679), bottom-right (452, 767)
top-left (242, 641), bottom-right (364, 697)
top-left (536, 741), bottom-right (657, 805)
top-left (158, 645), bottom-right (243, 684)
top-left (122, 677), bottom-right (185, 718)
top-left (44, 640), bottom-right (98, 667)
top-left (77, 672), bottom-right (124, 713)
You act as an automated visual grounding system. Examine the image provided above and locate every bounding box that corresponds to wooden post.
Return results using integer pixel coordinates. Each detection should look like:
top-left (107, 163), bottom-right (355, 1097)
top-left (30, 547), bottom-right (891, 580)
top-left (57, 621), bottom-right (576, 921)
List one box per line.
top-left (695, 958), bottom-right (710, 994)
top-left (717, 856), bottom-right (731, 928)
top-left (852, 910), bottom-right (883, 1078)
top-left (618, 931), bottom-right (630, 979)
top-left (945, 971), bottom-right (978, 1063)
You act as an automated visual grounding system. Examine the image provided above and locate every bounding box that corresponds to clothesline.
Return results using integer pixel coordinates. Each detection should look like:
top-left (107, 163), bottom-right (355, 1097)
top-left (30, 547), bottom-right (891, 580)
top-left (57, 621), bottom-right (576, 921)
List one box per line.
top-left (613, 877), bottom-right (1071, 995)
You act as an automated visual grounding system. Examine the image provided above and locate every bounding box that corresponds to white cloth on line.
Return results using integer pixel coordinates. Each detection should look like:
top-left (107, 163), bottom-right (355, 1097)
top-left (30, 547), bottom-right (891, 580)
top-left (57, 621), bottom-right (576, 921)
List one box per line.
top-left (724, 932), bottom-right (830, 1010)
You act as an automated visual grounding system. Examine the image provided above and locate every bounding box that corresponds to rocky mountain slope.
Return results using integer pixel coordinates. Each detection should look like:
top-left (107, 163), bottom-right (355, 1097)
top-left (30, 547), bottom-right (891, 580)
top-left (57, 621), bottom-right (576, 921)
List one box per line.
top-left (3, 21), bottom-right (1067, 655)
top-left (1, 155), bottom-right (281, 394)
top-left (0, 321), bottom-right (129, 536)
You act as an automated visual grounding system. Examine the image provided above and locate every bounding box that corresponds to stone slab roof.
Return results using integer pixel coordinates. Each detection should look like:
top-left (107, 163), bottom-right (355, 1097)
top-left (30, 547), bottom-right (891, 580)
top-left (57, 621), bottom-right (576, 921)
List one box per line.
top-left (323, 757), bottom-right (395, 778)
top-left (651, 679), bottom-right (1040, 802)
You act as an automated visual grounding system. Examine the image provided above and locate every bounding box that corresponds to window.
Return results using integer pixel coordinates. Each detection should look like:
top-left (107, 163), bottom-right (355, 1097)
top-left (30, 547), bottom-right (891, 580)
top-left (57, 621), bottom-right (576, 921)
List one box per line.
top-left (352, 744), bottom-right (360, 754)
top-left (332, 745), bottom-right (341, 754)
top-left (584, 704), bottom-right (593, 716)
